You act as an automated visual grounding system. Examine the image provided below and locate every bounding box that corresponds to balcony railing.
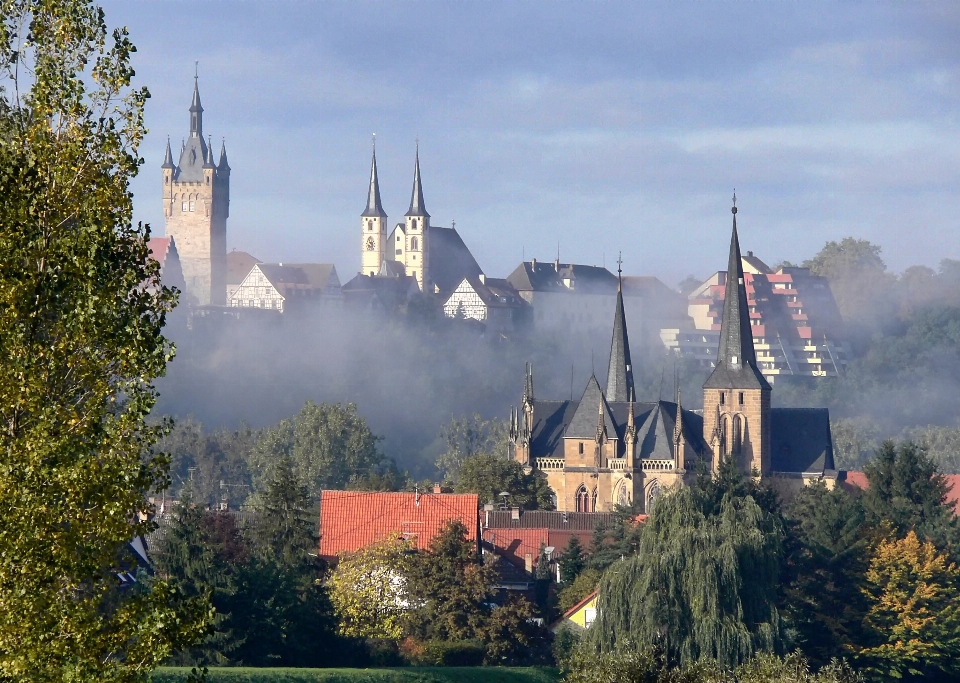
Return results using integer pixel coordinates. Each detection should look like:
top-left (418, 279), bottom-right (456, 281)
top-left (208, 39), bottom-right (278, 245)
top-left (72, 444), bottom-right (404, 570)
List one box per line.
top-left (536, 458), bottom-right (565, 471)
top-left (640, 459), bottom-right (675, 471)
top-left (607, 459), bottom-right (628, 470)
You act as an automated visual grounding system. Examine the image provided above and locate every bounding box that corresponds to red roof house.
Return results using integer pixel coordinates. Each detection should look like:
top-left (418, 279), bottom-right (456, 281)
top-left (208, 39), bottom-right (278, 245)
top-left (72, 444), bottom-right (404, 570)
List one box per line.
top-left (840, 471), bottom-right (960, 515)
top-left (318, 490), bottom-right (480, 560)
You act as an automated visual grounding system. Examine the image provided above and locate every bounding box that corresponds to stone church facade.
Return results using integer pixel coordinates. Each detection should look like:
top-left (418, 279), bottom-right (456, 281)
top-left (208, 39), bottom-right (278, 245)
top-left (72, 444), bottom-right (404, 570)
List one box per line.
top-left (511, 199), bottom-right (837, 513)
top-left (162, 77), bottom-right (230, 306)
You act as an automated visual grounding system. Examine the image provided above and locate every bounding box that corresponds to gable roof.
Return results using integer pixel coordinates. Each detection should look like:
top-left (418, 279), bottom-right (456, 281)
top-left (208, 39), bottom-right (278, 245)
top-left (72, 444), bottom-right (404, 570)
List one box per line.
top-left (506, 261), bottom-right (618, 295)
top-left (429, 226), bottom-right (483, 295)
top-left (318, 490), bottom-right (479, 558)
top-left (484, 510), bottom-right (615, 531)
top-left (562, 591), bottom-right (598, 620)
top-left (449, 277), bottom-right (526, 309)
top-left (227, 250), bottom-right (262, 285)
top-left (566, 375), bottom-right (618, 440)
top-left (769, 408), bottom-right (835, 474)
top-left (254, 263), bottom-right (340, 292)
top-left (147, 236), bottom-right (186, 291)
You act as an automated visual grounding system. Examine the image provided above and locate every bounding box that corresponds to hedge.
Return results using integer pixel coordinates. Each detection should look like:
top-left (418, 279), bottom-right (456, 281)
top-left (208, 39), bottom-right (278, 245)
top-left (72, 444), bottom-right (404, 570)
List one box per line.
top-left (151, 667), bottom-right (561, 683)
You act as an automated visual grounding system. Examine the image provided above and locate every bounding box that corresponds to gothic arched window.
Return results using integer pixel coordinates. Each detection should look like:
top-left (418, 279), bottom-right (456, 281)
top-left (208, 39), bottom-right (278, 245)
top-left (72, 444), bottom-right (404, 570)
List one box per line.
top-left (411, 236), bottom-right (419, 251)
top-left (616, 483), bottom-right (629, 507)
top-left (719, 416), bottom-right (727, 455)
top-left (576, 485), bottom-right (590, 512)
top-left (647, 480), bottom-right (661, 513)
top-left (732, 414), bottom-right (743, 455)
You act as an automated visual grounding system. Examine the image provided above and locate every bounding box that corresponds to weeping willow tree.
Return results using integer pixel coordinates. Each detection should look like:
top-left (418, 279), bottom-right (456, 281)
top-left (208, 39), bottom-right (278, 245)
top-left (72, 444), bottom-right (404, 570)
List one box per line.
top-left (588, 477), bottom-right (785, 668)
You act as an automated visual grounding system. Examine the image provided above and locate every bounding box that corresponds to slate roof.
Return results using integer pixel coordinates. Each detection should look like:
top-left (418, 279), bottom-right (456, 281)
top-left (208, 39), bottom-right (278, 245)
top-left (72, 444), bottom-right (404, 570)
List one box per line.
top-left (177, 135), bottom-right (209, 183)
top-left (703, 207), bottom-right (771, 391)
top-left (483, 510), bottom-right (614, 531)
top-left (318, 490), bottom-right (479, 559)
top-left (362, 147), bottom-right (388, 218)
top-left (529, 400), bottom-right (578, 459)
top-left (428, 226), bottom-right (483, 295)
top-left (341, 272), bottom-right (420, 310)
top-left (455, 277), bottom-right (526, 309)
top-left (506, 261), bottom-right (618, 295)
top-left (565, 376), bottom-right (618, 440)
top-left (256, 263), bottom-right (340, 293)
top-left (605, 286), bottom-right (634, 402)
top-left (405, 148), bottom-right (429, 218)
top-left (769, 408), bottom-right (835, 473)
top-left (226, 250), bottom-right (261, 286)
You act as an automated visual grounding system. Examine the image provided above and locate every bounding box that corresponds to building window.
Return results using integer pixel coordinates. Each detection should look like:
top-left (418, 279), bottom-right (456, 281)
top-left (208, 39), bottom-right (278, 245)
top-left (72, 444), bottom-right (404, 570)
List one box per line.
top-left (411, 236), bottom-right (419, 250)
top-left (189, 201), bottom-right (195, 212)
top-left (720, 392), bottom-right (726, 406)
top-left (732, 415), bottom-right (743, 455)
top-left (738, 392), bottom-right (744, 405)
top-left (646, 480), bottom-right (661, 513)
top-left (396, 235), bottom-right (400, 241)
top-left (576, 485), bottom-right (590, 512)
top-left (578, 442), bottom-right (584, 455)
top-left (181, 201), bottom-right (187, 212)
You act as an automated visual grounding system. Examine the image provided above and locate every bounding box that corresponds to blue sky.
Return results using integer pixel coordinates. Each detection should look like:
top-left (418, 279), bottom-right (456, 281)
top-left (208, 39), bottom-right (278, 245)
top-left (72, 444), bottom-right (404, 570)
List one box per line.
top-left (105, 0), bottom-right (960, 286)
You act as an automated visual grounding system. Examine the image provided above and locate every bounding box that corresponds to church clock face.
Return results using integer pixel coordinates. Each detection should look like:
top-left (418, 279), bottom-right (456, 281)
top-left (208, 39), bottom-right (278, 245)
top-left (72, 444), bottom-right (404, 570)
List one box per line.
top-left (365, 236), bottom-right (376, 251)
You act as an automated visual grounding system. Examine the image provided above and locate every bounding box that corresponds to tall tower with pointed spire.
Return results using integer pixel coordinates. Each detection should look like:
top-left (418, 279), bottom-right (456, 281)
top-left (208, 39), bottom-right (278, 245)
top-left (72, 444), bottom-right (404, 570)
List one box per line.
top-left (605, 258), bottom-right (634, 402)
top-left (161, 74), bottom-right (229, 306)
top-left (403, 143), bottom-right (431, 291)
top-left (702, 194), bottom-right (771, 475)
top-left (361, 137), bottom-right (388, 277)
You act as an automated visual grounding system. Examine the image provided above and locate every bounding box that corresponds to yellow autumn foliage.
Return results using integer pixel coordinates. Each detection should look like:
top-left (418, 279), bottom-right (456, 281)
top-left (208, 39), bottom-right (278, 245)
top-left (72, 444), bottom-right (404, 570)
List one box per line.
top-left (328, 534), bottom-right (415, 639)
top-left (856, 530), bottom-right (960, 679)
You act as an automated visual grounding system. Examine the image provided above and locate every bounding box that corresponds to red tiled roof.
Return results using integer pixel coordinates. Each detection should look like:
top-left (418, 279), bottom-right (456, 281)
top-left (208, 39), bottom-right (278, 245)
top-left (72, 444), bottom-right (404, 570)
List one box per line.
top-left (318, 490), bottom-right (479, 559)
top-left (842, 471), bottom-right (960, 515)
top-left (483, 528), bottom-right (548, 566)
top-left (148, 237), bottom-right (171, 268)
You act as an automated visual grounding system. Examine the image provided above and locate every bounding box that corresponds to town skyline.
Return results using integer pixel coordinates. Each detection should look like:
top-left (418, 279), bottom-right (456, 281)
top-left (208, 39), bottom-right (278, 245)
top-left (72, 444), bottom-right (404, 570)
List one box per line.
top-left (107, 0), bottom-right (960, 286)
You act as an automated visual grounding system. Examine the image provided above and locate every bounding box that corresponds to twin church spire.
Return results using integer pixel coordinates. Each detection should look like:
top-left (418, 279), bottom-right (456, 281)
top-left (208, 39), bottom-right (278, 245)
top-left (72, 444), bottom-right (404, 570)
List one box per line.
top-left (361, 140), bottom-right (429, 218)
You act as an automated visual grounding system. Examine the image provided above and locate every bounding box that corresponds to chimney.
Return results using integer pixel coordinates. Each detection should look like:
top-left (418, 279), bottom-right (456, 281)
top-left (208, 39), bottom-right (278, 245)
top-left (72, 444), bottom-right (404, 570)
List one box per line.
top-left (554, 258), bottom-right (560, 272)
top-left (524, 553), bottom-right (533, 574)
top-left (511, 507), bottom-right (520, 521)
top-left (479, 273), bottom-right (486, 284)
top-left (747, 251), bottom-right (753, 257)
top-left (531, 257), bottom-right (536, 269)
top-left (433, 483), bottom-right (442, 494)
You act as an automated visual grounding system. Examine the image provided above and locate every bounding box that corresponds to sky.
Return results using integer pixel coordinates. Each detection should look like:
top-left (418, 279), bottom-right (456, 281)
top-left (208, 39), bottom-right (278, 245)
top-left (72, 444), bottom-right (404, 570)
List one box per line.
top-left (102, 0), bottom-right (960, 287)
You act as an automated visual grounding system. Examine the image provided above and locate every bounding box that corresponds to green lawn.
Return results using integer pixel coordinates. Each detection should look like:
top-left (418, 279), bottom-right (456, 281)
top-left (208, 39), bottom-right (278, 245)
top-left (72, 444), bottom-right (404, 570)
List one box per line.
top-left (152, 667), bottom-right (561, 683)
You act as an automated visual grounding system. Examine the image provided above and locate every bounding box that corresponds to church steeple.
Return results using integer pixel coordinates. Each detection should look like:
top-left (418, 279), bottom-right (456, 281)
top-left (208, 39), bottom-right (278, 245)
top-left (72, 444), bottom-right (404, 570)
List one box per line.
top-left (605, 256), bottom-right (634, 402)
top-left (405, 143), bottom-right (429, 218)
top-left (189, 74), bottom-right (203, 138)
top-left (703, 193), bottom-right (770, 391)
top-left (362, 140), bottom-right (387, 218)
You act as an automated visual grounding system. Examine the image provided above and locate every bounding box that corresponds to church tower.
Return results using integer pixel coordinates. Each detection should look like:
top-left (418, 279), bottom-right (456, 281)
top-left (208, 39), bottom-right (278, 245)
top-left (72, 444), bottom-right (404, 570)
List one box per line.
top-left (162, 76), bottom-right (229, 306)
top-left (361, 138), bottom-right (388, 277)
top-left (403, 144), bottom-right (430, 291)
top-left (702, 194), bottom-right (771, 475)
top-left (605, 263), bottom-right (634, 402)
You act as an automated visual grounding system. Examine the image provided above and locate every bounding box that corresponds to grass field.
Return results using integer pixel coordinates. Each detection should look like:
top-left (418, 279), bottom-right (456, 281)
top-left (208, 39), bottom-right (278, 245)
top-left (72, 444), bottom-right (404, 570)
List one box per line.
top-left (152, 666), bottom-right (561, 683)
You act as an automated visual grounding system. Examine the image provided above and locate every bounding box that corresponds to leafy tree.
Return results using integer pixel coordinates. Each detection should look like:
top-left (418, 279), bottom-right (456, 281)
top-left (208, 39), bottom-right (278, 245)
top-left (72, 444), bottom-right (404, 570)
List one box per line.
top-left (558, 568), bottom-right (602, 613)
top-left (436, 414), bottom-right (511, 481)
top-left (589, 482), bottom-right (785, 668)
top-left (862, 440), bottom-right (959, 551)
top-left (328, 534), bottom-right (415, 639)
top-left (855, 531), bottom-right (960, 681)
top-left (404, 519), bottom-right (496, 643)
top-left (782, 482), bottom-right (871, 667)
top-left (0, 1), bottom-right (211, 678)
top-left (454, 453), bottom-right (554, 510)
top-left (558, 535), bottom-right (587, 585)
top-left (249, 400), bottom-right (383, 498)
top-left (482, 596), bottom-right (548, 665)
top-left (829, 417), bottom-right (880, 472)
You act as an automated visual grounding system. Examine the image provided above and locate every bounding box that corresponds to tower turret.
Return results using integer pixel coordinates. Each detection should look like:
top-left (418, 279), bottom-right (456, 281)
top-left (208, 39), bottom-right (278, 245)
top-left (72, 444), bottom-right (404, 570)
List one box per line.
top-left (361, 137), bottom-right (388, 277)
top-left (403, 143), bottom-right (430, 290)
top-left (162, 75), bottom-right (228, 307)
top-left (605, 257), bottom-right (634, 402)
top-left (702, 193), bottom-right (771, 475)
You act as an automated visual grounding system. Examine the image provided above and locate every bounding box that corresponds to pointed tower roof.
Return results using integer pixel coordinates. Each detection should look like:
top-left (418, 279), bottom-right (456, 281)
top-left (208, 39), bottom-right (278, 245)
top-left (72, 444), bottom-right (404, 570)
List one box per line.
top-left (218, 139), bottom-right (230, 171)
top-left (704, 194), bottom-right (770, 391)
top-left (188, 71), bottom-right (204, 139)
top-left (161, 137), bottom-right (175, 169)
top-left (362, 139), bottom-right (387, 218)
top-left (405, 144), bottom-right (430, 218)
top-left (605, 259), bottom-right (634, 402)
top-left (203, 136), bottom-right (216, 168)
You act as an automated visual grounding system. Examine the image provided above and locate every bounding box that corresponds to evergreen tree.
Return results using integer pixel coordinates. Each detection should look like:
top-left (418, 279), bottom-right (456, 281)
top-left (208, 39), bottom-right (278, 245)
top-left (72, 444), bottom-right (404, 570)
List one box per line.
top-left (586, 500), bottom-right (645, 571)
top-left (782, 481), bottom-right (871, 667)
top-left (862, 440), bottom-right (959, 552)
top-left (253, 456), bottom-right (317, 567)
top-left (558, 535), bottom-right (586, 585)
top-left (0, 1), bottom-right (210, 677)
top-left (589, 482), bottom-right (785, 668)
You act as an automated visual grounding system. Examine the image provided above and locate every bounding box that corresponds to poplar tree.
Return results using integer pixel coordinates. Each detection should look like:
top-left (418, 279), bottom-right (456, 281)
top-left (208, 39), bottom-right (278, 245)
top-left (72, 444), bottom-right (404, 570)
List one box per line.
top-left (0, 1), bottom-right (210, 678)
